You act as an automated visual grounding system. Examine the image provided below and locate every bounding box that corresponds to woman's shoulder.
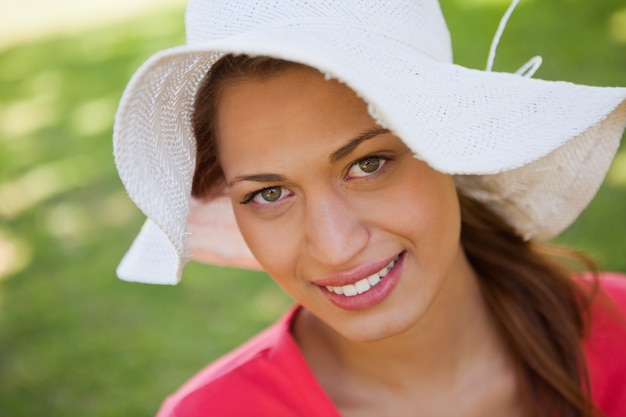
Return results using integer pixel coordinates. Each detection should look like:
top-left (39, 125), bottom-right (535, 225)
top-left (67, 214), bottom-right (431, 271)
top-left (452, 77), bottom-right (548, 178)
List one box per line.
top-left (582, 272), bottom-right (626, 417)
top-left (585, 271), bottom-right (626, 325)
top-left (155, 306), bottom-right (338, 417)
top-left (593, 271), bottom-right (626, 303)
top-left (583, 271), bottom-right (626, 351)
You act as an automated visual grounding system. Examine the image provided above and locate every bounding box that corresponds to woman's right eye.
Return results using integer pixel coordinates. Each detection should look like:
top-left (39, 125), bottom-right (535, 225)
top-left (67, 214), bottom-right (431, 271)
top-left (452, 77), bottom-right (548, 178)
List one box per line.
top-left (241, 186), bottom-right (290, 205)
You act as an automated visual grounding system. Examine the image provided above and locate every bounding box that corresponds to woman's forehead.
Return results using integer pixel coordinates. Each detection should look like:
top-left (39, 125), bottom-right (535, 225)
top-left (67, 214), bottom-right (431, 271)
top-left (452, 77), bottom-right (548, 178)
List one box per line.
top-left (215, 66), bottom-right (380, 165)
top-left (217, 65), bottom-right (366, 124)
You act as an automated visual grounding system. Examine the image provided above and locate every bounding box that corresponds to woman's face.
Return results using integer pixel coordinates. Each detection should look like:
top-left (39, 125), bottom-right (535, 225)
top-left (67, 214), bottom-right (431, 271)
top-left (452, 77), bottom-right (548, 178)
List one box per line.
top-left (216, 65), bottom-right (471, 342)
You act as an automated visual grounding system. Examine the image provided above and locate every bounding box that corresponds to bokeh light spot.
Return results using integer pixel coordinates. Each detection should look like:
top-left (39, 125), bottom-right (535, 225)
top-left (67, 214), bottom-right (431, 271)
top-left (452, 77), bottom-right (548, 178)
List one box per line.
top-left (606, 149), bottom-right (626, 187)
top-left (71, 96), bottom-right (117, 136)
top-left (0, 95), bottom-right (59, 138)
top-left (0, 155), bottom-right (101, 218)
top-left (0, 0), bottom-right (186, 51)
top-left (608, 8), bottom-right (626, 44)
top-left (98, 191), bottom-right (139, 227)
top-left (44, 202), bottom-right (92, 242)
top-left (0, 230), bottom-right (32, 281)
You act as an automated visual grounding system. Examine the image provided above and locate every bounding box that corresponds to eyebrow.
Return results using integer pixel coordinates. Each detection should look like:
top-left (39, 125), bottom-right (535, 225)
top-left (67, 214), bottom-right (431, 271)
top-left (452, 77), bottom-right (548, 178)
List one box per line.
top-left (227, 173), bottom-right (287, 187)
top-left (328, 127), bottom-right (390, 163)
top-left (227, 127), bottom-right (390, 187)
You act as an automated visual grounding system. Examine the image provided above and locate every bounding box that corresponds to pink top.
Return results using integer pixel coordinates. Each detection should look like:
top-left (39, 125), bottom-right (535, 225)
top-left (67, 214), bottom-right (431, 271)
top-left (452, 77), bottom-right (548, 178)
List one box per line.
top-left (582, 273), bottom-right (626, 415)
top-left (157, 273), bottom-right (626, 417)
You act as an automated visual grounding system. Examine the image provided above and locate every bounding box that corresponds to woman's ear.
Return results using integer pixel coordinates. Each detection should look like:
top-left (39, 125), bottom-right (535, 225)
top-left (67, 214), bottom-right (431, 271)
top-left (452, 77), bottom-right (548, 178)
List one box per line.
top-left (186, 196), bottom-right (262, 270)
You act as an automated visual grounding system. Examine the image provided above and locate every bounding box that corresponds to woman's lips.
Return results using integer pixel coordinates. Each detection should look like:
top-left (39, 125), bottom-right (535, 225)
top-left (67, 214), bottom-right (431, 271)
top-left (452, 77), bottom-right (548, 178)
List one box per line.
top-left (324, 254), bottom-right (399, 296)
top-left (316, 251), bottom-right (406, 311)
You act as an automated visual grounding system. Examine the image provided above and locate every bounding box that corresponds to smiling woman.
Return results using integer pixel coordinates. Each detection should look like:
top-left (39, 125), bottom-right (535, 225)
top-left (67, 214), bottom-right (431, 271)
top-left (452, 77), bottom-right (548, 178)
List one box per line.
top-left (194, 62), bottom-right (469, 348)
top-left (112, 0), bottom-right (626, 416)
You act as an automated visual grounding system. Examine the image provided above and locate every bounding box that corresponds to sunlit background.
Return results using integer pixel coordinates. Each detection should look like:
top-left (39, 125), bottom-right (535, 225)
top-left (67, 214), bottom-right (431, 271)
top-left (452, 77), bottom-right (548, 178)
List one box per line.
top-left (0, 0), bottom-right (624, 415)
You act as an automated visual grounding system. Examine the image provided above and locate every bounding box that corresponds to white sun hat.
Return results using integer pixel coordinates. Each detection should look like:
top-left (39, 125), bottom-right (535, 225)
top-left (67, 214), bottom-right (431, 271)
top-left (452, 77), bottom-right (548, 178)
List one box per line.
top-left (113, 0), bottom-right (626, 285)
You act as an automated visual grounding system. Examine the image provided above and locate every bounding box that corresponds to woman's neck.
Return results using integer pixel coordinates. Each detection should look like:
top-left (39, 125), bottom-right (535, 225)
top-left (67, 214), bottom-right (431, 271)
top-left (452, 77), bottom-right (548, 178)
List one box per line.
top-left (293, 251), bottom-right (525, 416)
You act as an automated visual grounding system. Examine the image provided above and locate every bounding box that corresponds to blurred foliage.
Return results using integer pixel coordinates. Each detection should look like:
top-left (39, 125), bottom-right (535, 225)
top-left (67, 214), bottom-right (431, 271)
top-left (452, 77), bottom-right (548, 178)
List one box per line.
top-left (0, 7), bottom-right (292, 416)
top-left (0, 0), bottom-right (624, 416)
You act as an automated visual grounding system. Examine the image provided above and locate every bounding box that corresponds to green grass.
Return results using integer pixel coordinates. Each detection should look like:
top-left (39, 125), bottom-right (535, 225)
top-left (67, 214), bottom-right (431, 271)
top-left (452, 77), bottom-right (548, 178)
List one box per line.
top-left (0, 1), bottom-right (624, 416)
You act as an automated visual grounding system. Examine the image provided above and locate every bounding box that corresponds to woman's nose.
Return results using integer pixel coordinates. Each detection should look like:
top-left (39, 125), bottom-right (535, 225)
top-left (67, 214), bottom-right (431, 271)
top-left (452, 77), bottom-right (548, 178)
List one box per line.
top-left (304, 191), bottom-right (369, 267)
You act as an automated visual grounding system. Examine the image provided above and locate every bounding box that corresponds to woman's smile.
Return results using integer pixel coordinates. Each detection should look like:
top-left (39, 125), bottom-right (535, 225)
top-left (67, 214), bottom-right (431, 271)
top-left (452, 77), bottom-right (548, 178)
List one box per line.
top-left (317, 252), bottom-right (405, 311)
top-left (321, 252), bottom-right (400, 295)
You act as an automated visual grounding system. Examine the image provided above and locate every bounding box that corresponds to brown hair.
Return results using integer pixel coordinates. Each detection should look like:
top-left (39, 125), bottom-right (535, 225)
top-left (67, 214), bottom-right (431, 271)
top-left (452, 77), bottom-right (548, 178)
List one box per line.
top-left (191, 54), bottom-right (601, 417)
top-left (459, 193), bottom-right (600, 417)
top-left (191, 55), bottom-right (296, 199)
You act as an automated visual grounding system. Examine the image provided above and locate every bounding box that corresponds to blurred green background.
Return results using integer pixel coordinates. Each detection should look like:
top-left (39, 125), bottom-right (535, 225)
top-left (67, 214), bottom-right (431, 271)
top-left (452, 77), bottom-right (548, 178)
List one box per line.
top-left (0, 0), bottom-right (624, 415)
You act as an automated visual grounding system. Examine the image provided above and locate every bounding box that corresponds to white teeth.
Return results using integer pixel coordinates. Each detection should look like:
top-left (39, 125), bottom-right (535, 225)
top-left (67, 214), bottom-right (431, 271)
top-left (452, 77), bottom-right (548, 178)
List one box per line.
top-left (342, 285), bottom-right (358, 297)
top-left (325, 254), bottom-right (399, 297)
top-left (332, 286), bottom-right (344, 295)
top-left (355, 279), bottom-right (371, 294)
top-left (367, 274), bottom-right (381, 286)
top-left (377, 263), bottom-right (390, 277)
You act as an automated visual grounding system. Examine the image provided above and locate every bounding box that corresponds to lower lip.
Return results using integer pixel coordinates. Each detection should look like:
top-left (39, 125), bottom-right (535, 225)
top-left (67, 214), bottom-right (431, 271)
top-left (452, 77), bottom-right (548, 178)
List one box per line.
top-left (320, 251), bottom-right (406, 311)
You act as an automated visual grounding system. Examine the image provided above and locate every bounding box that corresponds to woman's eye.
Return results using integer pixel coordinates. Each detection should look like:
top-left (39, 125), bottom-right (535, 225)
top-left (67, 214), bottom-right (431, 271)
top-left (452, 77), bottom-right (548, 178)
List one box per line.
top-left (242, 186), bottom-right (290, 205)
top-left (348, 156), bottom-right (386, 178)
top-left (257, 187), bottom-right (282, 203)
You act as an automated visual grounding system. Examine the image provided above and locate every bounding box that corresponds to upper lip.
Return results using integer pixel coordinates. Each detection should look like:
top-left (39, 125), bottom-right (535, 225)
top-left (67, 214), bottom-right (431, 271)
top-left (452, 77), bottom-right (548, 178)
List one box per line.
top-left (312, 252), bottom-right (401, 288)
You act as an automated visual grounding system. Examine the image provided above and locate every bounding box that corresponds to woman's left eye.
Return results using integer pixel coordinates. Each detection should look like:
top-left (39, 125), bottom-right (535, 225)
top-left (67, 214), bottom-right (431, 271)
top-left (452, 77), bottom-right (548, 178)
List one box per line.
top-left (347, 156), bottom-right (387, 178)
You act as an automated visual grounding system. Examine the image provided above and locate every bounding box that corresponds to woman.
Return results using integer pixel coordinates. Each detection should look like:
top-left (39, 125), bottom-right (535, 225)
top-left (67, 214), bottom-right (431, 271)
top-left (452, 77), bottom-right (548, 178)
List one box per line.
top-left (113, 0), bottom-right (626, 415)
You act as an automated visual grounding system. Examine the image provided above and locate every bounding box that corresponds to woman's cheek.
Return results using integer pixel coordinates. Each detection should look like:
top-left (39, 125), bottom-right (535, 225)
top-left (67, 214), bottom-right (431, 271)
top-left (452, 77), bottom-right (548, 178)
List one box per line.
top-left (236, 214), bottom-right (297, 276)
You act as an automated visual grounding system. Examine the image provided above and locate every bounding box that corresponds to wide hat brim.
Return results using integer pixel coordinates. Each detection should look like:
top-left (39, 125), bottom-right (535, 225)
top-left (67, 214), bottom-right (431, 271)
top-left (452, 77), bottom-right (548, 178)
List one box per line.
top-left (113, 19), bottom-right (626, 284)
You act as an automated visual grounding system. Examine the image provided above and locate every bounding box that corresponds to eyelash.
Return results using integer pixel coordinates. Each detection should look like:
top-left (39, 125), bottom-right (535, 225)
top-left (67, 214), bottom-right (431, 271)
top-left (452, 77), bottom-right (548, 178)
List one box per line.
top-left (239, 154), bottom-right (392, 205)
